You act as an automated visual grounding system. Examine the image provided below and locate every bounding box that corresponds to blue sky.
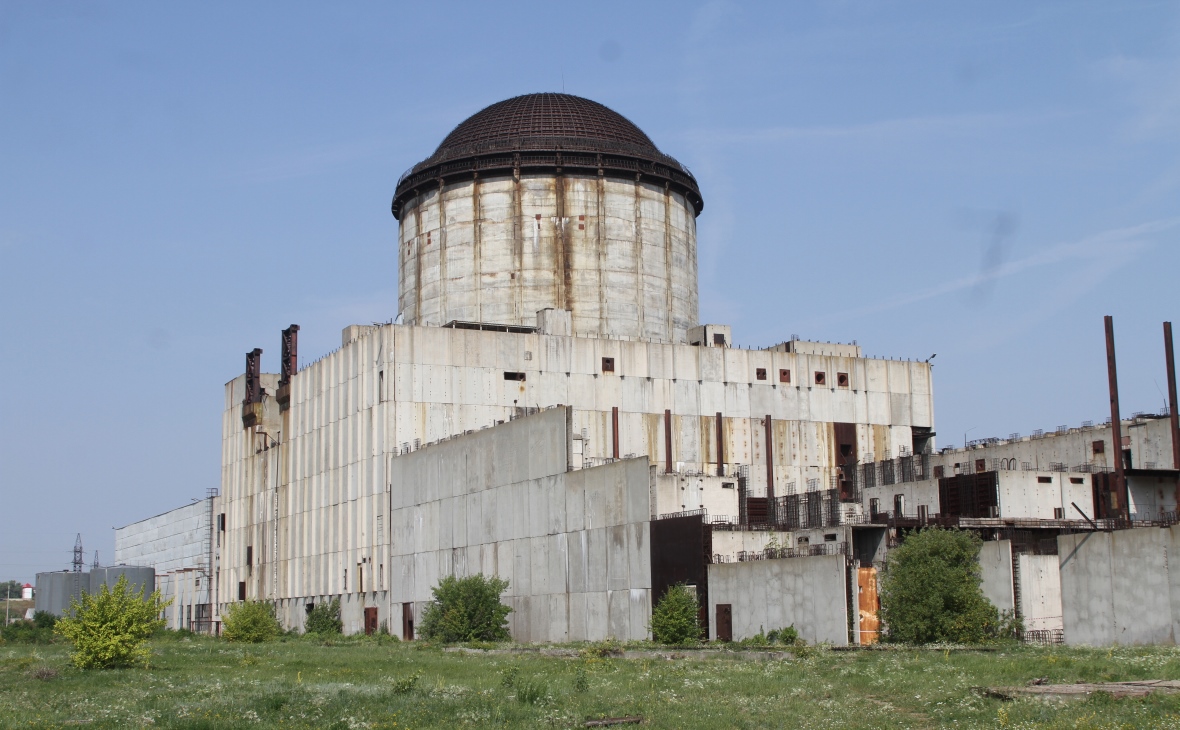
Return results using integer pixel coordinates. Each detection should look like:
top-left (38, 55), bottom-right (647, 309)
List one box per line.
top-left (2, 2), bottom-right (1178, 577)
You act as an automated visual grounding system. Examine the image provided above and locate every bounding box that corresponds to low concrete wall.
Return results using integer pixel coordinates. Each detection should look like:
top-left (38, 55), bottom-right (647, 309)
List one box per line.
top-left (1058, 526), bottom-right (1178, 646)
top-left (979, 540), bottom-right (1014, 614)
top-left (707, 555), bottom-right (848, 646)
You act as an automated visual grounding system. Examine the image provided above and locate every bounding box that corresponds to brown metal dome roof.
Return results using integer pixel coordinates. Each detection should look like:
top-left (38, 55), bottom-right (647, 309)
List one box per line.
top-left (393, 93), bottom-right (702, 219)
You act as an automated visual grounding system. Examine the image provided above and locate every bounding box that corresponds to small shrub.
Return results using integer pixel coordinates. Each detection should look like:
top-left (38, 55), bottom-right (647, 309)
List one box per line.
top-left (650, 584), bottom-right (702, 645)
top-left (418, 574), bottom-right (511, 643)
top-left (879, 527), bottom-right (1003, 644)
top-left (390, 671), bottom-right (421, 694)
top-left (579, 638), bottom-right (623, 658)
top-left (500, 665), bottom-right (519, 689)
top-left (573, 665), bottom-right (589, 693)
top-left (221, 601), bottom-right (282, 643)
top-left (32, 611), bottom-right (57, 630)
top-left (54, 575), bottom-right (171, 669)
top-left (766, 625), bottom-right (799, 645)
top-left (304, 598), bottom-right (343, 635)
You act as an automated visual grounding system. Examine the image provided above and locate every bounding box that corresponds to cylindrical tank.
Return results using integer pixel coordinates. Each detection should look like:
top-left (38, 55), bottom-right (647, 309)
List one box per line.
top-left (393, 94), bottom-right (703, 343)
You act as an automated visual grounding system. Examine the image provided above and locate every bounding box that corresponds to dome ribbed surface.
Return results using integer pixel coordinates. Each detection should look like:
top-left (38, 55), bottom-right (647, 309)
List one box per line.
top-left (433, 94), bottom-right (659, 158)
top-left (393, 93), bottom-right (702, 219)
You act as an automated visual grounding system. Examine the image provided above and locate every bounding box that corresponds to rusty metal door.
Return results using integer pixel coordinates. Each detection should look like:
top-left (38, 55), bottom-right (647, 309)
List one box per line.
top-left (402, 602), bottom-right (414, 641)
top-left (364, 607), bottom-right (378, 636)
top-left (715, 604), bottom-right (732, 642)
top-left (857, 568), bottom-right (880, 645)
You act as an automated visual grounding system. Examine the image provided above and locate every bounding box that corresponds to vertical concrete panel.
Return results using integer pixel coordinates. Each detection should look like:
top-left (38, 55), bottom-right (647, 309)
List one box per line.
top-left (978, 540), bottom-right (1015, 614)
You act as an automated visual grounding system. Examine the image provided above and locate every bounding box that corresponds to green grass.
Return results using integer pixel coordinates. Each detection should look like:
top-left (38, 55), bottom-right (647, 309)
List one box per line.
top-left (4, 636), bottom-right (1180, 728)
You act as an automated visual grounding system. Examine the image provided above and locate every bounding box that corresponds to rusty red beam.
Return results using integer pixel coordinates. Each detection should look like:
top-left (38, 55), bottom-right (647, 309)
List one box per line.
top-left (612, 406), bottom-right (620, 460)
top-left (716, 412), bottom-right (725, 477)
top-left (1166, 322), bottom-right (1180, 471)
top-left (1105, 316), bottom-right (1128, 519)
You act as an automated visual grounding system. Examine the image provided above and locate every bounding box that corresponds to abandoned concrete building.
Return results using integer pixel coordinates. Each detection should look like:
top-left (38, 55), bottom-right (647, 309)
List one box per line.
top-left (114, 93), bottom-right (1180, 646)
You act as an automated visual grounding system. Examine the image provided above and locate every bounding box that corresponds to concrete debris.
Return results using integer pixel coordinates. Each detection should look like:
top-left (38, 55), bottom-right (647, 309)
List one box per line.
top-left (984, 680), bottom-right (1180, 701)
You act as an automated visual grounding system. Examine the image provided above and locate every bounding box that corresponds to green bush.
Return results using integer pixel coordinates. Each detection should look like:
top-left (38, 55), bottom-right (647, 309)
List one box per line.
top-left (879, 527), bottom-right (1004, 644)
top-left (32, 611), bottom-right (57, 630)
top-left (54, 575), bottom-right (170, 668)
top-left (221, 601), bottom-right (282, 643)
top-left (1, 619), bottom-right (57, 645)
top-left (650, 584), bottom-right (702, 645)
top-left (418, 574), bottom-right (512, 643)
top-left (304, 598), bottom-right (343, 634)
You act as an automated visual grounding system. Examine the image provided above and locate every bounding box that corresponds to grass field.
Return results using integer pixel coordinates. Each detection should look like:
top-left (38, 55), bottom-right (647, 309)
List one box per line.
top-left (4, 636), bottom-right (1180, 729)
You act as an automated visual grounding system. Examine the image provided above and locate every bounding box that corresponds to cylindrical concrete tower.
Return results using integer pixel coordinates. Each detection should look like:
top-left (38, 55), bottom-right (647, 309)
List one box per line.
top-left (392, 93), bottom-right (703, 343)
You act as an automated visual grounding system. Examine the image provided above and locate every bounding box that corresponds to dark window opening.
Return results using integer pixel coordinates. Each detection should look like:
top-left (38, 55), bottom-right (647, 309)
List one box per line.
top-left (1092, 440), bottom-right (1105, 454)
top-left (237, 582), bottom-right (246, 601)
top-left (218, 513), bottom-right (225, 531)
top-left (503, 371), bottom-right (526, 381)
top-left (722, 482), bottom-right (735, 489)
top-left (814, 371), bottom-right (826, 385)
top-left (378, 371), bottom-right (385, 402)
top-left (713, 333), bottom-right (726, 346)
top-left (1054, 508), bottom-right (1064, 519)
top-left (245, 546), bottom-right (253, 566)
top-left (933, 465), bottom-right (945, 479)
top-left (824, 533), bottom-right (837, 542)
top-left (1037, 476), bottom-right (1052, 484)
top-left (797, 536), bottom-right (809, 547)
top-left (975, 459), bottom-right (987, 473)
top-left (601, 357), bottom-right (615, 373)
top-left (1070, 477), bottom-right (1085, 485)
top-left (894, 494), bottom-right (905, 514)
top-left (305, 602), bottom-right (315, 615)
top-left (837, 372), bottom-right (849, 387)
top-left (869, 498), bottom-right (880, 517)
top-left (840, 444), bottom-right (853, 457)
top-left (755, 368), bottom-right (767, 381)
top-left (779, 369), bottom-right (790, 383)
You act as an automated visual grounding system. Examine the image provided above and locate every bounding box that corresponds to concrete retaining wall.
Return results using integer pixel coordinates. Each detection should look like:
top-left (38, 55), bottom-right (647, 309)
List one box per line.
top-left (1059, 526), bottom-right (1179, 646)
top-left (387, 407), bottom-right (654, 642)
top-left (707, 555), bottom-right (849, 646)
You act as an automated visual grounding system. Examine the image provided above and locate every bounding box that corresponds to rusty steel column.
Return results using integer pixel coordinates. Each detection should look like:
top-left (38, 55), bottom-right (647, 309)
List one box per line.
top-left (244, 348), bottom-right (262, 405)
top-left (279, 325), bottom-right (299, 386)
top-left (664, 409), bottom-right (673, 474)
top-left (716, 412), bottom-right (725, 477)
top-left (1105, 316), bottom-right (1128, 519)
top-left (765, 415), bottom-right (775, 501)
top-left (1165, 322), bottom-right (1180, 471)
top-left (612, 407), bottom-right (620, 460)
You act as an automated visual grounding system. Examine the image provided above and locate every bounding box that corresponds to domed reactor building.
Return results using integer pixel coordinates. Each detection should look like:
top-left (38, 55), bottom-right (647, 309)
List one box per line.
top-left (118, 94), bottom-right (936, 644)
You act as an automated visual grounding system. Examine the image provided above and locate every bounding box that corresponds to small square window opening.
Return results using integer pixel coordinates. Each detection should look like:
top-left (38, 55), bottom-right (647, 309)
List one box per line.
top-left (601, 357), bottom-right (615, 373)
top-left (779, 369), bottom-right (790, 383)
top-left (755, 368), bottom-right (767, 381)
top-left (814, 371), bottom-right (826, 385)
top-left (837, 372), bottom-right (849, 387)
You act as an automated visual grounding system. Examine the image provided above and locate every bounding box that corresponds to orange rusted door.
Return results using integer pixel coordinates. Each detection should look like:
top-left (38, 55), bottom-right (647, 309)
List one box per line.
top-left (857, 567), bottom-right (880, 645)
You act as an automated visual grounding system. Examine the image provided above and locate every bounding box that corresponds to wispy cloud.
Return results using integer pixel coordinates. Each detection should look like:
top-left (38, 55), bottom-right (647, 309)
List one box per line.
top-left (797, 218), bottom-right (1177, 330)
